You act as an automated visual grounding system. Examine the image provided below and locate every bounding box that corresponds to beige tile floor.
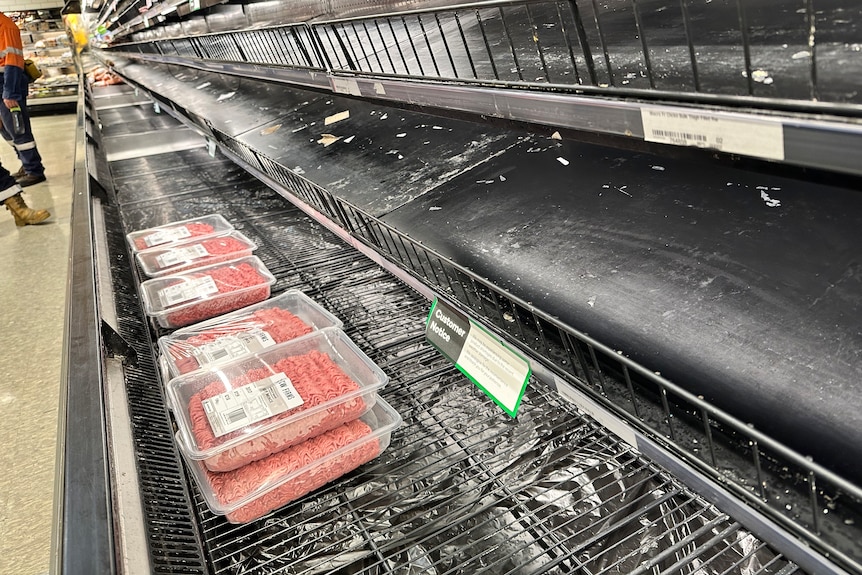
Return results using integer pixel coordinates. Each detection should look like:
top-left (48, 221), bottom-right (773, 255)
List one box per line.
top-left (0, 111), bottom-right (76, 575)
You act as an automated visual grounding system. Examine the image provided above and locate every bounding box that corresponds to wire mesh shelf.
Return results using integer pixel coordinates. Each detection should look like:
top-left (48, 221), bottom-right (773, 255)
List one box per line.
top-left (210, 127), bottom-right (862, 575)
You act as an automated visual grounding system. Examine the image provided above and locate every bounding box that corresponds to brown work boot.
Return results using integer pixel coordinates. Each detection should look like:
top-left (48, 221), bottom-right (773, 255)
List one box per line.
top-left (4, 193), bottom-right (50, 226)
top-left (11, 166), bottom-right (25, 179)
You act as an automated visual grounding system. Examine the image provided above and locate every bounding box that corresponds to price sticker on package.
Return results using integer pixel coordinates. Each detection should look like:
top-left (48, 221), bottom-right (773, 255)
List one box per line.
top-left (192, 329), bottom-right (277, 367)
top-left (143, 225), bottom-right (192, 248)
top-left (158, 275), bottom-right (218, 308)
top-left (425, 298), bottom-right (531, 417)
top-left (155, 244), bottom-right (209, 269)
top-left (202, 373), bottom-right (304, 437)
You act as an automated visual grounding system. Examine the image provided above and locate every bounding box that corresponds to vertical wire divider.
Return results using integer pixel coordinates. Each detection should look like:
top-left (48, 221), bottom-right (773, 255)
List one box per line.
top-left (736, 0), bottom-right (755, 95)
top-left (402, 15), bottom-right (427, 76)
top-left (453, 12), bottom-right (479, 79)
top-left (555, 1), bottom-right (583, 85)
top-left (313, 25), bottom-right (341, 70)
top-left (750, 438), bottom-right (766, 500)
top-left (629, 0), bottom-right (655, 89)
top-left (435, 254), bottom-right (461, 298)
top-left (525, 3), bottom-right (551, 83)
top-left (808, 469), bottom-right (821, 536)
top-left (586, 343), bottom-right (607, 392)
top-left (416, 13), bottom-right (442, 76)
top-left (419, 244), bottom-right (445, 288)
top-left (701, 407), bottom-right (718, 468)
top-left (434, 13), bottom-right (459, 78)
top-left (271, 29), bottom-right (294, 66)
top-left (560, 328), bottom-right (588, 386)
top-left (372, 19), bottom-right (396, 74)
top-left (350, 21), bottom-right (373, 72)
top-left (385, 18), bottom-right (410, 75)
top-left (338, 23), bottom-right (362, 70)
top-left (485, 281), bottom-right (508, 329)
top-left (476, 9), bottom-right (500, 80)
top-left (572, 339), bottom-right (599, 390)
top-left (589, 0), bottom-right (615, 85)
top-left (806, 0), bottom-right (818, 101)
top-left (281, 26), bottom-right (309, 66)
top-left (499, 6), bottom-right (524, 81)
top-left (531, 310), bottom-right (552, 363)
top-left (361, 21), bottom-right (385, 72)
top-left (291, 27), bottom-right (314, 67)
top-left (621, 362), bottom-right (640, 419)
top-left (678, 0), bottom-right (701, 91)
top-left (659, 385), bottom-right (676, 441)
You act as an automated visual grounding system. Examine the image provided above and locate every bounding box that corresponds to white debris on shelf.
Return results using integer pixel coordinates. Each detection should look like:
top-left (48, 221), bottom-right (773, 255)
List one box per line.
top-left (324, 110), bottom-right (350, 125)
top-left (588, 296), bottom-right (596, 308)
top-left (602, 184), bottom-right (610, 189)
top-left (745, 69), bottom-right (773, 84)
top-left (557, 157), bottom-right (570, 166)
top-left (398, 154), bottom-right (404, 160)
top-left (380, 113), bottom-right (388, 120)
top-left (343, 135), bottom-right (356, 144)
top-left (615, 186), bottom-right (632, 197)
top-left (432, 126), bottom-right (444, 130)
top-left (792, 50), bottom-right (811, 59)
top-left (500, 175), bottom-right (507, 182)
top-left (291, 124), bottom-right (308, 133)
top-left (429, 206), bottom-right (442, 211)
top-left (216, 92), bottom-right (236, 101)
top-left (476, 179), bottom-right (495, 184)
top-left (651, 165), bottom-right (665, 171)
top-left (396, 133), bottom-right (407, 138)
top-left (196, 82), bottom-right (211, 89)
top-left (317, 134), bottom-right (342, 147)
top-left (759, 189), bottom-right (781, 208)
top-left (293, 166), bottom-right (305, 175)
top-left (423, 141), bottom-right (430, 145)
top-left (551, 131), bottom-right (562, 140)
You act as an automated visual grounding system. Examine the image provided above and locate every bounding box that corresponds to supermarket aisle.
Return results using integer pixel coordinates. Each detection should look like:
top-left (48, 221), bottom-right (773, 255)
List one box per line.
top-left (0, 112), bottom-right (76, 575)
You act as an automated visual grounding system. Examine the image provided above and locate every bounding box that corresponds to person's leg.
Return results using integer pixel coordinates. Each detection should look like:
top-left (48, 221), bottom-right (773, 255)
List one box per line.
top-left (1, 162), bottom-right (50, 226)
top-left (0, 101), bottom-right (45, 184)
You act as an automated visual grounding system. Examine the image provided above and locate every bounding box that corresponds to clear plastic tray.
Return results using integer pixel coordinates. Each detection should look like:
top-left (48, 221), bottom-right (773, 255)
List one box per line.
top-left (158, 290), bottom-right (343, 378)
top-left (126, 214), bottom-right (234, 254)
top-left (179, 396), bottom-right (401, 524)
top-left (139, 255), bottom-right (276, 329)
top-left (167, 328), bottom-right (389, 472)
top-left (135, 230), bottom-right (258, 278)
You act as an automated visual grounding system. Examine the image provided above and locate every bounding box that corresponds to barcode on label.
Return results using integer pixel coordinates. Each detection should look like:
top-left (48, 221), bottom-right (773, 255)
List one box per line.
top-left (649, 129), bottom-right (707, 143)
top-left (225, 407), bottom-right (247, 424)
top-left (208, 347), bottom-right (231, 361)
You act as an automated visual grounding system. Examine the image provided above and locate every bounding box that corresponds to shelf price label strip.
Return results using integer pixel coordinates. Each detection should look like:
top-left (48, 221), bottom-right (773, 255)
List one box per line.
top-left (425, 297), bottom-right (531, 418)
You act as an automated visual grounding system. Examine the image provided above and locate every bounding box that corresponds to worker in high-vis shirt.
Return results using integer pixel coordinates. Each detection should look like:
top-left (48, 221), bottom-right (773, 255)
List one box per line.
top-left (0, 11), bottom-right (49, 226)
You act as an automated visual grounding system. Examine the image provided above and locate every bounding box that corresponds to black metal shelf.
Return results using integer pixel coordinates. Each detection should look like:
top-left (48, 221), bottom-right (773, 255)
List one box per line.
top-left (101, 0), bottom-right (862, 176)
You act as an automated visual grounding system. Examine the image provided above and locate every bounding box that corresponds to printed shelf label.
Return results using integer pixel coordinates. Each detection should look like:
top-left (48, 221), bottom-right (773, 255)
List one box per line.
top-left (155, 244), bottom-right (209, 269)
top-left (144, 225), bottom-right (192, 248)
top-left (202, 373), bottom-right (304, 437)
top-left (158, 275), bottom-right (218, 308)
top-left (425, 298), bottom-right (531, 417)
top-left (191, 329), bottom-right (277, 368)
top-left (641, 106), bottom-right (785, 161)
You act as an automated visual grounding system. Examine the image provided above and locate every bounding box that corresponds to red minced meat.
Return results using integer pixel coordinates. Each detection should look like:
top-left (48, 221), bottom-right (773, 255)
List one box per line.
top-left (154, 235), bottom-right (254, 275)
top-left (205, 418), bottom-right (378, 524)
top-left (168, 307), bottom-right (313, 375)
top-left (134, 222), bottom-right (215, 251)
top-left (188, 350), bottom-right (367, 472)
top-left (164, 262), bottom-right (270, 328)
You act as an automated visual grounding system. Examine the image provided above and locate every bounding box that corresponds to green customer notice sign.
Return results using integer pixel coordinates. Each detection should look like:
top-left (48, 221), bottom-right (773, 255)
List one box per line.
top-left (425, 298), bottom-right (531, 417)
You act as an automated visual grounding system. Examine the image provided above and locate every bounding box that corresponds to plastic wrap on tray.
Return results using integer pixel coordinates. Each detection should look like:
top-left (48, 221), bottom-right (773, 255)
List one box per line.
top-left (180, 397), bottom-right (401, 524)
top-left (139, 256), bottom-right (276, 329)
top-left (158, 290), bottom-right (343, 378)
top-left (168, 328), bottom-right (389, 472)
top-left (135, 230), bottom-right (258, 278)
top-left (126, 214), bottom-right (233, 253)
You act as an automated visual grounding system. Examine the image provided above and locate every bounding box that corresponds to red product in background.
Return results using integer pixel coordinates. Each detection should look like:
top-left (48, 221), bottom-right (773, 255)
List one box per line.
top-left (188, 350), bottom-right (368, 471)
top-left (165, 262), bottom-right (270, 328)
top-left (170, 308), bottom-right (313, 375)
top-left (208, 418), bottom-right (379, 523)
top-left (134, 222), bottom-right (215, 251)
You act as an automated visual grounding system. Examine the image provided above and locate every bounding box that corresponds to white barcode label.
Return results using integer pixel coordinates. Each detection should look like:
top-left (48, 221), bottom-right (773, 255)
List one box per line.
top-left (192, 329), bottom-right (278, 368)
top-left (641, 107), bottom-right (784, 161)
top-left (155, 244), bottom-right (210, 269)
top-left (158, 275), bottom-right (218, 308)
top-left (201, 372), bottom-right (304, 437)
top-left (143, 225), bottom-right (193, 248)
